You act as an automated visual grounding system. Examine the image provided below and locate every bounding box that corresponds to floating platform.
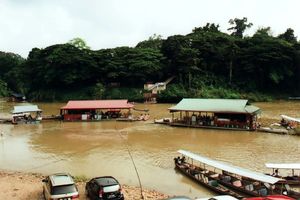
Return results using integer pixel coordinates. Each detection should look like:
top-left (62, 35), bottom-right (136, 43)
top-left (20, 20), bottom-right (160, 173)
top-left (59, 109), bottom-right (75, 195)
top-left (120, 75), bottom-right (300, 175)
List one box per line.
top-left (0, 117), bottom-right (12, 124)
top-left (42, 115), bottom-right (61, 120)
top-left (154, 118), bottom-right (249, 131)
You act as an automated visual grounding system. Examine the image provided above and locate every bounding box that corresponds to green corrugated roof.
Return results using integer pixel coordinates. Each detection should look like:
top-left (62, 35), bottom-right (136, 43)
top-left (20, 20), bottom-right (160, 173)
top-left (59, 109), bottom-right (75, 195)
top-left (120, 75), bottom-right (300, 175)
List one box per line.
top-left (168, 98), bottom-right (260, 114)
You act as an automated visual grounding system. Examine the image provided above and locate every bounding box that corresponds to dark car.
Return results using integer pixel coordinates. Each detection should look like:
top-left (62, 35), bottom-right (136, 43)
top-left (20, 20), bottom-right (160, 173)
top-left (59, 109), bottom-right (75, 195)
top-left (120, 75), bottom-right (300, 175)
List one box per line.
top-left (85, 176), bottom-right (124, 200)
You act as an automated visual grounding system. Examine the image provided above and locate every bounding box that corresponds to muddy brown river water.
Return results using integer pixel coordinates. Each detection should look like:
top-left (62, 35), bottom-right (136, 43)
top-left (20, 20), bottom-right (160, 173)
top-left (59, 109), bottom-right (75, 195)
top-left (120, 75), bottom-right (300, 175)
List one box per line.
top-left (1, 100), bottom-right (300, 198)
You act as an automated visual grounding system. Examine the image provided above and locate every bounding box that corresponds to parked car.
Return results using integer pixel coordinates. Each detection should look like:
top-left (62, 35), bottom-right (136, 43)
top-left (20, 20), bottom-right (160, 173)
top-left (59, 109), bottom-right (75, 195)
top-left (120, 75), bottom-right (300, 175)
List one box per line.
top-left (42, 173), bottom-right (79, 200)
top-left (85, 176), bottom-right (124, 200)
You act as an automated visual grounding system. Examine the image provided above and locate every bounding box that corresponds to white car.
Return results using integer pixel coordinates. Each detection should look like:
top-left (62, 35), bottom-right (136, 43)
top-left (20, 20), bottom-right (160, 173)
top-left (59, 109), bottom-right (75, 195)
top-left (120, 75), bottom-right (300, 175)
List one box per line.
top-left (42, 173), bottom-right (79, 200)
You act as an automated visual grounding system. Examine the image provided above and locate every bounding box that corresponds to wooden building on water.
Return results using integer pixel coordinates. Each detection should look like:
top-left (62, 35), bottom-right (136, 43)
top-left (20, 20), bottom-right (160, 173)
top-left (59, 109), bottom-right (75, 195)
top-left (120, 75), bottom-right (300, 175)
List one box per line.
top-left (161, 98), bottom-right (261, 131)
top-left (60, 100), bottom-right (134, 121)
top-left (8, 92), bottom-right (26, 102)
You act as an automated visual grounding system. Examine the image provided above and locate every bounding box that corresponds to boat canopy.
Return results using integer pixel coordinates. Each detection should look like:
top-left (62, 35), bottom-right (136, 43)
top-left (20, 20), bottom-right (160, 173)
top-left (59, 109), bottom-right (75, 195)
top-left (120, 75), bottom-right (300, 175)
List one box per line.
top-left (178, 150), bottom-right (282, 184)
top-left (12, 105), bottom-right (41, 114)
top-left (266, 163), bottom-right (300, 170)
top-left (280, 115), bottom-right (300, 123)
top-left (61, 100), bottom-right (134, 110)
top-left (169, 99), bottom-right (261, 114)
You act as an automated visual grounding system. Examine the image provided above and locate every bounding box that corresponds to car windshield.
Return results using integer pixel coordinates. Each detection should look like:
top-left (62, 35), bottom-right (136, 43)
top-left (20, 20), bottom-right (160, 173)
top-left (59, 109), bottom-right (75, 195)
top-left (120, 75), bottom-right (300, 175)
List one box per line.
top-left (51, 184), bottom-right (77, 195)
top-left (96, 177), bottom-right (118, 186)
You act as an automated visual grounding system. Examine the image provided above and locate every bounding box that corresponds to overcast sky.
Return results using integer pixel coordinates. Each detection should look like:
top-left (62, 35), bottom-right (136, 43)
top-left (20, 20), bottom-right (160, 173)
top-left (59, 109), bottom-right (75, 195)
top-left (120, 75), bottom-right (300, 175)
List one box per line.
top-left (1, 0), bottom-right (299, 57)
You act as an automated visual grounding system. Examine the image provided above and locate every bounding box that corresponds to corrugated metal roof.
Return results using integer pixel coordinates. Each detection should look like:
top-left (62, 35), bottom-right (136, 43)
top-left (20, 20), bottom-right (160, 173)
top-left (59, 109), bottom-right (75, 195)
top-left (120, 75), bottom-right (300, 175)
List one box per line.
top-left (61, 100), bottom-right (134, 110)
top-left (178, 150), bottom-right (282, 184)
top-left (265, 163), bottom-right (300, 170)
top-left (169, 98), bottom-right (260, 114)
top-left (12, 105), bottom-right (42, 114)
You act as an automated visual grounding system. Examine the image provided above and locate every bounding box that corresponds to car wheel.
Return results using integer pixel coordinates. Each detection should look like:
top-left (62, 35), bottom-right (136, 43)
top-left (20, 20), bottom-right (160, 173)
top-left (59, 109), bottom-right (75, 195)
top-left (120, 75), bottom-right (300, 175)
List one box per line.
top-left (85, 188), bottom-right (89, 197)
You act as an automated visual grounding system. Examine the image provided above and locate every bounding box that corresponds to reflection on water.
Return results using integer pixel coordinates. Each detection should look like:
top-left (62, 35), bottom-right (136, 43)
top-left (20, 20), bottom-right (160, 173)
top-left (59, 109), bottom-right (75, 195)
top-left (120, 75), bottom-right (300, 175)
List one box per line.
top-left (1, 101), bottom-right (300, 197)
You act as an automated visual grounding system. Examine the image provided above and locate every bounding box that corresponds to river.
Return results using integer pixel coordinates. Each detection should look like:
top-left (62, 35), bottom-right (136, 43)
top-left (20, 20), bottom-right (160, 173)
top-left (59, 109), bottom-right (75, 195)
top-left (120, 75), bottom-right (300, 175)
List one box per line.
top-left (0, 100), bottom-right (300, 198)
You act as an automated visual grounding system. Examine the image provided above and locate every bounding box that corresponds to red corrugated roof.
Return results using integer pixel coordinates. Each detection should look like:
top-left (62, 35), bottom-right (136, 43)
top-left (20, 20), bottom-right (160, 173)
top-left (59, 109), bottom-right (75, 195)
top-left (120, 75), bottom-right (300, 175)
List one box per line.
top-left (61, 100), bottom-right (134, 110)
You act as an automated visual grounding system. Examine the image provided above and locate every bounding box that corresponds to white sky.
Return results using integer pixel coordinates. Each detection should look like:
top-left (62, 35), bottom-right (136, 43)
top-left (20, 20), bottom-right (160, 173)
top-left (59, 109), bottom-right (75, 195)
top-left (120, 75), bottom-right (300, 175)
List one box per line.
top-left (0, 0), bottom-right (299, 57)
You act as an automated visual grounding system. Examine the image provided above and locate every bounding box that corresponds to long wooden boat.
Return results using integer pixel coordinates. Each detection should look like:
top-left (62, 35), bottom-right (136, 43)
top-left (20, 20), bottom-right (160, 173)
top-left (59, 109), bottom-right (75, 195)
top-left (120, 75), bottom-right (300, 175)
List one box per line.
top-left (257, 127), bottom-right (289, 135)
top-left (174, 159), bottom-right (244, 199)
top-left (265, 163), bottom-right (300, 186)
top-left (177, 150), bottom-right (300, 200)
top-left (244, 195), bottom-right (295, 200)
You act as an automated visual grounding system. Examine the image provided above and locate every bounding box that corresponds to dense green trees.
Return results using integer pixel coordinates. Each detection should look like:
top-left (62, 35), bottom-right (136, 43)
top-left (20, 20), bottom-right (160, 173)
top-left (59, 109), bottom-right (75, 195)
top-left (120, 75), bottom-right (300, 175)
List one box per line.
top-left (228, 17), bottom-right (253, 38)
top-left (68, 38), bottom-right (91, 50)
top-left (0, 51), bottom-right (25, 95)
top-left (0, 19), bottom-right (300, 101)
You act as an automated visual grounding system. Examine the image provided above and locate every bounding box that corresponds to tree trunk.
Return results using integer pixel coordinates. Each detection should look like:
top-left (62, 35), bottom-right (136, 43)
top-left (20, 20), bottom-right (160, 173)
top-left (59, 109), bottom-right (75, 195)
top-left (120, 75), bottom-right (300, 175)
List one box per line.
top-left (188, 72), bottom-right (191, 89)
top-left (229, 60), bottom-right (233, 85)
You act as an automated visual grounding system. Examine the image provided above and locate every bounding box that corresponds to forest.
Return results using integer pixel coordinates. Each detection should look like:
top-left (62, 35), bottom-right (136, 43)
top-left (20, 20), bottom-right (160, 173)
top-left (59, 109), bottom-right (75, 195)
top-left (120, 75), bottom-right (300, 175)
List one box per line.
top-left (0, 17), bottom-right (300, 102)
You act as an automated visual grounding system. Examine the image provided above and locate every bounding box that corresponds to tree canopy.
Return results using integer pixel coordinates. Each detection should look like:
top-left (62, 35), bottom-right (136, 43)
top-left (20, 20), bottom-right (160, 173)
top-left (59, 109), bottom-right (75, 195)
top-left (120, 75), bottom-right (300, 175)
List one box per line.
top-left (0, 18), bottom-right (300, 101)
top-left (228, 17), bottom-right (253, 38)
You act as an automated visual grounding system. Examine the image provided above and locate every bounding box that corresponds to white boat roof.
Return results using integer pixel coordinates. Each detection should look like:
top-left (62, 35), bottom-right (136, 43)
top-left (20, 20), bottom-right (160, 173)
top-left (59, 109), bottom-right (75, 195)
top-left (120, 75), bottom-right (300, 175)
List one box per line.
top-left (178, 150), bottom-right (282, 184)
top-left (266, 163), bottom-right (300, 170)
top-left (281, 115), bottom-right (300, 123)
top-left (12, 105), bottom-right (42, 114)
top-left (196, 195), bottom-right (238, 200)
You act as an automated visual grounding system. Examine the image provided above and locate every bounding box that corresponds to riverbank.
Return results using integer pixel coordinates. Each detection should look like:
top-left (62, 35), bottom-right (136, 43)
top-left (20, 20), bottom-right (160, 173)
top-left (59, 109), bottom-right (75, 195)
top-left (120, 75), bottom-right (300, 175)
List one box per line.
top-left (0, 170), bottom-right (169, 200)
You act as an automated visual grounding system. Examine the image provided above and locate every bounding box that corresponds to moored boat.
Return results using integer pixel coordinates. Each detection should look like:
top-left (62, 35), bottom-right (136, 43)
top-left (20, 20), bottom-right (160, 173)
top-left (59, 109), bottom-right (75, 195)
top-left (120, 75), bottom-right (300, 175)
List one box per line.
top-left (11, 105), bottom-right (42, 124)
top-left (177, 150), bottom-right (300, 199)
top-left (265, 163), bottom-right (300, 186)
top-left (244, 195), bottom-right (295, 200)
top-left (174, 153), bottom-right (245, 199)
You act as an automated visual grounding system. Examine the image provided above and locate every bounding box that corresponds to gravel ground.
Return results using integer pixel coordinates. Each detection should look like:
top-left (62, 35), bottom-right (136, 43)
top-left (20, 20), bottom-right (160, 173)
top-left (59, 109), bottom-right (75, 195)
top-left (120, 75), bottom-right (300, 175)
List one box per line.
top-left (0, 170), bottom-right (169, 200)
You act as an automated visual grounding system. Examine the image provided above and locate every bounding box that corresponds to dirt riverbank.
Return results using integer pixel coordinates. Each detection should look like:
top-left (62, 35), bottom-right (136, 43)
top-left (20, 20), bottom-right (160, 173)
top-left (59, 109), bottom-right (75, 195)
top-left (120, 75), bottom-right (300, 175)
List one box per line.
top-left (0, 170), bottom-right (169, 200)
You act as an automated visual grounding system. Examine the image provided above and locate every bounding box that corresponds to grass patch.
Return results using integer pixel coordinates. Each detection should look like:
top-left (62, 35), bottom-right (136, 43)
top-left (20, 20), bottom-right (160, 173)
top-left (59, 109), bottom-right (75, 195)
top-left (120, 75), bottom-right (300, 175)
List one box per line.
top-left (73, 175), bottom-right (89, 182)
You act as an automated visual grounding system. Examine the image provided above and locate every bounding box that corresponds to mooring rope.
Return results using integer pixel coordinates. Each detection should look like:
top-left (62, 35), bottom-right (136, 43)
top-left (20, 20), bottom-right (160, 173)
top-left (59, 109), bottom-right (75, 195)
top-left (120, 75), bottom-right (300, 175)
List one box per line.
top-left (116, 126), bottom-right (144, 200)
top-left (24, 126), bottom-right (145, 200)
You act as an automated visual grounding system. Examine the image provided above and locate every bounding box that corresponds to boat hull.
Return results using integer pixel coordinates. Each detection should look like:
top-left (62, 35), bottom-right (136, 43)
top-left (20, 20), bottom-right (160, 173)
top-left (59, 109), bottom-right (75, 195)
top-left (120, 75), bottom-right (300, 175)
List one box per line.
top-left (175, 162), bottom-right (244, 199)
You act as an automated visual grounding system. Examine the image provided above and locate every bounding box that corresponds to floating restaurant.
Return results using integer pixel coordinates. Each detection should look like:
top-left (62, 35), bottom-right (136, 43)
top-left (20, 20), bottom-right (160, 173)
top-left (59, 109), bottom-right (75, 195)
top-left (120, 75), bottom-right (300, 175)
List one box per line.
top-left (60, 100), bottom-right (134, 121)
top-left (11, 105), bottom-right (42, 124)
top-left (160, 98), bottom-right (261, 131)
